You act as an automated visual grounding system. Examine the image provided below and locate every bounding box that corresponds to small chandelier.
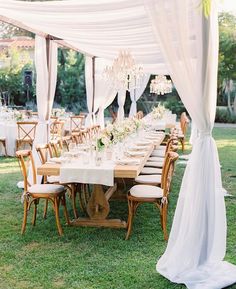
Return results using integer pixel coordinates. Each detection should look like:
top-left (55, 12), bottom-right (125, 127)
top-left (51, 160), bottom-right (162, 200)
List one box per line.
top-left (103, 50), bottom-right (144, 91)
top-left (150, 75), bottom-right (172, 95)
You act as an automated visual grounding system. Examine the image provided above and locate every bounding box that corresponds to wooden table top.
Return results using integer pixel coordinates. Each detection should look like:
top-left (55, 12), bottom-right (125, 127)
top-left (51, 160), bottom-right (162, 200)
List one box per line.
top-left (37, 135), bottom-right (164, 179)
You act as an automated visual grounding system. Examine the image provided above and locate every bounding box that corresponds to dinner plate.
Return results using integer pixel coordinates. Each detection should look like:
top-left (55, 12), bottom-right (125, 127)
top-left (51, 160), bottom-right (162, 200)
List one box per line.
top-left (116, 158), bottom-right (141, 165)
top-left (135, 140), bottom-right (152, 146)
top-left (126, 150), bottom-right (146, 157)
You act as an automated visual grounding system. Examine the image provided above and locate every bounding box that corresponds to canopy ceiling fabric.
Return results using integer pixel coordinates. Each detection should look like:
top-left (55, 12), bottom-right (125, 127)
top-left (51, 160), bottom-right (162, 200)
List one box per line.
top-left (0, 0), bottom-right (196, 74)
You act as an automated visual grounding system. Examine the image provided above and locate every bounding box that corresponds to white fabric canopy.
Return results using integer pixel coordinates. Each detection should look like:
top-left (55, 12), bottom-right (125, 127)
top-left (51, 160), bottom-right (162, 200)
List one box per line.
top-left (117, 89), bottom-right (127, 120)
top-left (129, 74), bottom-right (150, 117)
top-left (0, 1), bottom-right (236, 288)
top-left (0, 0), bottom-right (170, 73)
top-left (145, 0), bottom-right (236, 288)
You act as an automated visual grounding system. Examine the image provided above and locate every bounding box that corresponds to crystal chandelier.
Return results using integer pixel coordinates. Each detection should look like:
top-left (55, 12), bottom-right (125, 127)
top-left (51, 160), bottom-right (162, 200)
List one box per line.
top-left (150, 75), bottom-right (172, 95)
top-left (103, 50), bottom-right (144, 91)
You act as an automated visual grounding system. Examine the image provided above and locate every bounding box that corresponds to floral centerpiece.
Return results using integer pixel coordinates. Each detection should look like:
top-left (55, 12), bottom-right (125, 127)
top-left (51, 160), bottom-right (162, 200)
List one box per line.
top-left (14, 110), bottom-right (23, 121)
top-left (151, 103), bottom-right (166, 120)
top-left (96, 117), bottom-right (143, 150)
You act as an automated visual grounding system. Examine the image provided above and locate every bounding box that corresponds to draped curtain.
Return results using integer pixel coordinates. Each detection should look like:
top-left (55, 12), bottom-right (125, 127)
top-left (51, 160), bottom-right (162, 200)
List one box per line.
top-left (34, 35), bottom-right (58, 150)
top-left (145, 0), bottom-right (236, 288)
top-left (129, 74), bottom-right (150, 117)
top-left (31, 36), bottom-right (58, 182)
top-left (85, 56), bottom-right (94, 127)
top-left (85, 57), bottom-right (117, 127)
top-left (117, 89), bottom-right (127, 120)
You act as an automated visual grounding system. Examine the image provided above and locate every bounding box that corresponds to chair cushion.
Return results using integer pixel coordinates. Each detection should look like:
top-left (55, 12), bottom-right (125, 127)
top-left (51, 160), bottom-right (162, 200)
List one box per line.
top-left (155, 145), bottom-right (166, 151)
top-left (151, 150), bottom-right (165, 157)
top-left (145, 161), bottom-right (164, 168)
top-left (148, 156), bottom-right (164, 163)
top-left (130, 185), bottom-right (163, 198)
top-left (47, 176), bottom-right (60, 183)
top-left (135, 174), bottom-right (161, 185)
top-left (141, 167), bottom-right (162, 175)
top-left (28, 184), bottom-right (65, 194)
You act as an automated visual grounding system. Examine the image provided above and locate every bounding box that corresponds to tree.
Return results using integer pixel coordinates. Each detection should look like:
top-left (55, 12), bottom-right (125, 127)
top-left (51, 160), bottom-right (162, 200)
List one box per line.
top-left (55, 49), bottom-right (86, 113)
top-left (218, 12), bottom-right (236, 114)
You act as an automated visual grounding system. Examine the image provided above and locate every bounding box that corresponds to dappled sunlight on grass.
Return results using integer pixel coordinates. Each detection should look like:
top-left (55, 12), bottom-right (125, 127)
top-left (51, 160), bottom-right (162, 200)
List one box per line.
top-left (0, 128), bottom-right (235, 289)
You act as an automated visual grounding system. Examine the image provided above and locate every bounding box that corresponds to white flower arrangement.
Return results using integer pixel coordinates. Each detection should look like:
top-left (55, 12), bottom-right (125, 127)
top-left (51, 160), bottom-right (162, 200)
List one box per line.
top-left (14, 110), bottom-right (23, 121)
top-left (152, 104), bottom-right (166, 120)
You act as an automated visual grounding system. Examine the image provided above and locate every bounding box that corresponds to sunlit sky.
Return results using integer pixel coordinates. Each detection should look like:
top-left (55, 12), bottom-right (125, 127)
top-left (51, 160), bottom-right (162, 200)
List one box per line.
top-left (219, 0), bottom-right (236, 14)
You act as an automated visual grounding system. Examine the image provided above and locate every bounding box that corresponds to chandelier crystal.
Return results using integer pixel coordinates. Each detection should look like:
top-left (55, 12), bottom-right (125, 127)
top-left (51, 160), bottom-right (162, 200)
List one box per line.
top-left (103, 50), bottom-right (144, 91)
top-left (150, 75), bottom-right (172, 95)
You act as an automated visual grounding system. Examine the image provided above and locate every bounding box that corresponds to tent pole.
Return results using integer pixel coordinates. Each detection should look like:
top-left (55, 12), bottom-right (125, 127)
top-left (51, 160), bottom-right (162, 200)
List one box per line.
top-left (91, 56), bottom-right (95, 125)
top-left (46, 36), bottom-right (51, 143)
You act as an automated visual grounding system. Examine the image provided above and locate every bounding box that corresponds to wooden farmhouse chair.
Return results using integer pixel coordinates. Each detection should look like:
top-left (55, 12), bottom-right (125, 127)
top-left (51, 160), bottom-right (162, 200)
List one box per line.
top-left (126, 151), bottom-right (179, 240)
top-left (0, 137), bottom-right (7, 156)
top-left (16, 121), bottom-right (38, 151)
top-left (50, 120), bottom-right (65, 142)
top-left (70, 115), bottom-right (85, 133)
top-left (16, 150), bottom-right (70, 236)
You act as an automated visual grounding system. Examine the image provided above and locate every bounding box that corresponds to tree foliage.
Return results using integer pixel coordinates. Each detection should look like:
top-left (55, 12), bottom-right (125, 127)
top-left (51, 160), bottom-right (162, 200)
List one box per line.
top-left (218, 12), bottom-right (236, 113)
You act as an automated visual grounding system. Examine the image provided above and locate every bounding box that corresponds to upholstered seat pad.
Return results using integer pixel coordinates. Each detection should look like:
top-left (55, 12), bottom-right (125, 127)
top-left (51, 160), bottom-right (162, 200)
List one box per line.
top-left (155, 145), bottom-right (166, 151)
top-left (141, 167), bottom-right (162, 174)
top-left (130, 185), bottom-right (163, 198)
top-left (148, 156), bottom-right (164, 163)
top-left (145, 161), bottom-right (164, 168)
top-left (151, 150), bottom-right (165, 157)
top-left (28, 184), bottom-right (65, 194)
top-left (47, 176), bottom-right (60, 183)
top-left (135, 174), bottom-right (161, 184)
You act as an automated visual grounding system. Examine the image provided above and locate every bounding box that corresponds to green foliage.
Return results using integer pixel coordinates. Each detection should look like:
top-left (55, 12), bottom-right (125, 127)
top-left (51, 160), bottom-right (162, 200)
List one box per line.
top-left (55, 49), bottom-right (86, 113)
top-left (215, 107), bottom-right (236, 123)
top-left (0, 48), bottom-right (34, 105)
top-left (163, 96), bottom-right (185, 118)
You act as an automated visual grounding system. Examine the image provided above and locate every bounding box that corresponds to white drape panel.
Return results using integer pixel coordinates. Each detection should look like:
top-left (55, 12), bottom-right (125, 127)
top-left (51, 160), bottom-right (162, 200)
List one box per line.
top-left (145, 0), bottom-right (236, 288)
top-left (189, 121), bottom-right (198, 145)
top-left (129, 74), bottom-right (150, 117)
top-left (85, 56), bottom-right (94, 127)
top-left (31, 36), bottom-right (57, 183)
top-left (34, 36), bottom-right (58, 145)
top-left (117, 89), bottom-right (127, 120)
top-left (85, 57), bottom-right (117, 128)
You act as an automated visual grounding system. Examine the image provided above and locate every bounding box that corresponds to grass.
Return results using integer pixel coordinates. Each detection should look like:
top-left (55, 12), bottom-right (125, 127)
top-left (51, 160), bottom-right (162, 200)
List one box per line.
top-left (0, 127), bottom-right (235, 289)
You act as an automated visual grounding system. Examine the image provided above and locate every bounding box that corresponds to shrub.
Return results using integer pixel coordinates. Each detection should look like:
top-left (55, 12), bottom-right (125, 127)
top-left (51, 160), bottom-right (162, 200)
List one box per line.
top-left (215, 107), bottom-right (236, 123)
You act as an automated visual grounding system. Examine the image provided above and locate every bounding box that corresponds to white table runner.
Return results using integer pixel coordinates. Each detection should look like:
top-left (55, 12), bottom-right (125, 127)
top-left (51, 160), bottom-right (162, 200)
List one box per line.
top-left (59, 160), bottom-right (115, 186)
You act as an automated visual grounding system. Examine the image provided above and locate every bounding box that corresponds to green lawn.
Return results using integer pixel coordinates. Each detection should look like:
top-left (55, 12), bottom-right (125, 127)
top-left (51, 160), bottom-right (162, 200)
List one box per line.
top-left (0, 127), bottom-right (235, 289)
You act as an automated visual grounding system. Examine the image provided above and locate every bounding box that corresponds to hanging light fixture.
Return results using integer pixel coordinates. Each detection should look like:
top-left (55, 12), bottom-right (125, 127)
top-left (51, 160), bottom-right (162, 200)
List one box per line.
top-left (150, 75), bottom-right (172, 95)
top-left (103, 50), bottom-right (144, 91)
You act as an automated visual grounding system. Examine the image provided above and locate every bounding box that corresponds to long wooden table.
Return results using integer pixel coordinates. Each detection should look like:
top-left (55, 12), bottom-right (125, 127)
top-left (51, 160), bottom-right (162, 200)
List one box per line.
top-left (37, 135), bottom-right (164, 229)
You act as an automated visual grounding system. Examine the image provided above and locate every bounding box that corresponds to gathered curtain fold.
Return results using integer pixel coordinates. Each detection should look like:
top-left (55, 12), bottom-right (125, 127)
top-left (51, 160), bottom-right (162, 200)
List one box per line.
top-left (117, 89), bottom-right (127, 120)
top-left (31, 35), bottom-right (58, 183)
top-left (145, 0), bottom-right (236, 288)
top-left (129, 74), bottom-right (150, 117)
top-left (85, 57), bottom-right (117, 128)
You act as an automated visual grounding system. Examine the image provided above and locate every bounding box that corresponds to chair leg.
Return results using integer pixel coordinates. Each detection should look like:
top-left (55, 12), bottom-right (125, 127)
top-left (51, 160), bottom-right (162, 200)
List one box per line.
top-left (3, 141), bottom-right (7, 156)
top-left (21, 199), bottom-right (28, 234)
top-left (162, 203), bottom-right (168, 241)
top-left (180, 138), bottom-right (184, 152)
top-left (32, 199), bottom-right (38, 226)
top-left (43, 199), bottom-right (48, 219)
top-left (125, 199), bottom-right (136, 240)
top-left (54, 197), bottom-right (63, 236)
top-left (61, 194), bottom-right (70, 225)
top-left (71, 184), bottom-right (78, 218)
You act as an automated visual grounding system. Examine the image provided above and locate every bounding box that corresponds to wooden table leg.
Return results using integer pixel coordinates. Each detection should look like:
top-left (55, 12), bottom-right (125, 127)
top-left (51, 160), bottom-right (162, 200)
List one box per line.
top-left (70, 183), bottom-right (127, 229)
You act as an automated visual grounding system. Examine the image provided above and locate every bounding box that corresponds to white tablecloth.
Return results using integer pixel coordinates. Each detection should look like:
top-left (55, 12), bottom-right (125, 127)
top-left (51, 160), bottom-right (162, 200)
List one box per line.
top-left (60, 159), bottom-right (115, 186)
top-left (0, 122), bottom-right (18, 156)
